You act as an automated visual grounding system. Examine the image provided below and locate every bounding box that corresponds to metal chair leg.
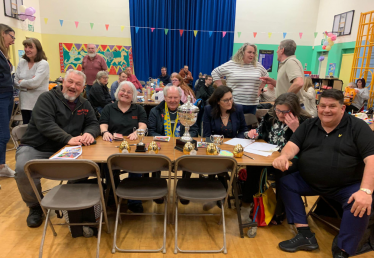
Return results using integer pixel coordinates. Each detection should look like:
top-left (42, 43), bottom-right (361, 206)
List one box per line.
top-left (39, 209), bottom-right (51, 258)
top-left (304, 196), bottom-right (308, 207)
top-left (221, 200), bottom-right (227, 254)
top-left (162, 196), bottom-right (167, 254)
top-left (112, 198), bottom-right (122, 254)
top-left (174, 197), bottom-right (179, 254)
top-left (96, 206), bottom-right (103, 258)
top-left (232, 176), bottom-right (244, 238)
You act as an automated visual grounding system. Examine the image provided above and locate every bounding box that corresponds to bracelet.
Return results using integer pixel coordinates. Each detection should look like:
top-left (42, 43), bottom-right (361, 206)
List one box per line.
top-left (101, 131), bottom-right (109, 136)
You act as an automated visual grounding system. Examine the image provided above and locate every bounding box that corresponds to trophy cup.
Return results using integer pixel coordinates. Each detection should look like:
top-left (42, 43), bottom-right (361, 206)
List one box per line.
top-left (134, 127), bottom-right (148, 152)
top-left (210, 135), bottom-right (224, 148)
top-left (176, 96), bottom-right (199, 151)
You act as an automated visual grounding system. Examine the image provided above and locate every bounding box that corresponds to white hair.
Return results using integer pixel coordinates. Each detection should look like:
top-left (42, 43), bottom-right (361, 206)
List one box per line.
top-left (93, 71), bottom-right (109, 85)
top-left (87, 43), bottom-right (96, 49)
top-left (65, 69), bottom-right (86, 85)
top-left (163, 85), bottom-right (182, 97)
top-left (115, 81), bottom-right (138, 102)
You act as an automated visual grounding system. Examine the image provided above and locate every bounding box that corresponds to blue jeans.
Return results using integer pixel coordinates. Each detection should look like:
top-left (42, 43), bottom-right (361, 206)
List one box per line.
top-left (97, 106), bottom-right (103, 114)
top-left (85, 85), bottom-right (92, 98)
top-left (242, 105), bottom-right (257, 115)
top-left (0, 91), bottom-right (13, 164)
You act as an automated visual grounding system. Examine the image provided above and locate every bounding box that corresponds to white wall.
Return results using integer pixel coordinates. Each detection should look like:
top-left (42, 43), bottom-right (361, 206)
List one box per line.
top-left (38, 0), bottom-right (131, 38)
top-left (314, 0), bottom-right (374, 45)
top-left (234, 0), bottom-right (320, 46)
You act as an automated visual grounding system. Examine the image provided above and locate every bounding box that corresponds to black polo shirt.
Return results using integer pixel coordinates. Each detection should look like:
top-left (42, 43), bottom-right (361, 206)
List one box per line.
top-left (290, 113), bottom-right (374, 195)
top-left (99, 102), bottom-right (147, 136)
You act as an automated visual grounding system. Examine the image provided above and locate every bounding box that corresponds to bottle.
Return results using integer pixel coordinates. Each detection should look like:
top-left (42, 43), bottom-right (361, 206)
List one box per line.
top-left (147, 86), bottom-right (151, 100)
top-left (144, 88), bottom-right (148, 101)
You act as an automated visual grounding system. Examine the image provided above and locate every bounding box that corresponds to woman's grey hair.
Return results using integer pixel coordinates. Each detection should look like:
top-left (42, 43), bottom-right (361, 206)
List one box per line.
top-left (115, 81), bottom-right (138, 102)
top-left (348, 82), bottom-right (357, 88)
top-left (65, 69), bottom-right (86, 85)
top-left (232, 43), bottom-right (258, 66)
top-left (93, 71), bottom-right (109, 85)
top-left (279, 39), bottom-right (297, 57)
top-left (163, 85), bottom-right (182, 97)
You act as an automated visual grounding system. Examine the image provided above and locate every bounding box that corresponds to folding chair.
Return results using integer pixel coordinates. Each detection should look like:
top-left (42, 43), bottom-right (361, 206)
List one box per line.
top-left (107, 153), bottom-right (171, 254)
top-left (24, 159), bottom-right (110, 258)
top-left (10, 124), bottom-right (28, 149)
top-left (7, 98), bottom-right (23, 151)
top-left (173, 155), bottom-right (238, 254)
top-left (244, 113), bottom-right (258, 129)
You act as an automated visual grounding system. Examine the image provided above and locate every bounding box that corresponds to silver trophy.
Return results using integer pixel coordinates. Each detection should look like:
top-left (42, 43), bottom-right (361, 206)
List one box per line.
top-left (210, 134), bottom-right (224, 152)
top-left (177, 95), bottom-right (199, 142)
top-left (134, 127), bottom-right (148, 152)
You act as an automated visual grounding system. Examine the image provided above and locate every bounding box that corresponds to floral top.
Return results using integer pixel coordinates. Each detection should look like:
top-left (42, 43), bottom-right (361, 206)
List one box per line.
top-left (258, 118), bottom-right (289, 150)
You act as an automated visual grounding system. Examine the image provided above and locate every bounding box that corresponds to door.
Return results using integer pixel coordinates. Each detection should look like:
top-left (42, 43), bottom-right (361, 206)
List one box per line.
top-left (339, 53), bottom-right (354, 90)
top-left (318, 53), bottom-right (328, 78)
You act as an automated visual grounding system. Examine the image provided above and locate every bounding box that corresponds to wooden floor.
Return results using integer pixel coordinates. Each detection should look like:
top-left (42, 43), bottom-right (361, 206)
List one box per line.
top-left (1, 142), bottom-right (372, 258)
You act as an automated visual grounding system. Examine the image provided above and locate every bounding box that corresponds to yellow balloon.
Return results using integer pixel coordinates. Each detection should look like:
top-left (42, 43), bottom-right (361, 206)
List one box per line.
top-left (20, 5), bottom-right (27, 13)
top-left (329, 41), bottom-right (334, 46)
top-left (326, 45), bottom-right (331, 51)
top-left (327, 37), bottom-right (332, 42)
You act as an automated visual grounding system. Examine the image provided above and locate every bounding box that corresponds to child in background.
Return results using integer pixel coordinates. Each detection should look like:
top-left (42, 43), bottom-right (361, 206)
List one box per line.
top-left (301, 77), bottom-right (317, 117)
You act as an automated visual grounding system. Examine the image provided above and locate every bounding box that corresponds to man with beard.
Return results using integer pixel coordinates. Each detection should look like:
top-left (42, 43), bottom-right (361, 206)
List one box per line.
top-left (14, 70), bottom-right (100, 228)
top-left (82, 44), bottom-right (108, 97)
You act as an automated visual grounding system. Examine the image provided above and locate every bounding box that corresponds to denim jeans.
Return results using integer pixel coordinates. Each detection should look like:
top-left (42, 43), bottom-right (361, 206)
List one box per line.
top-left (242, 105), bottom-right (257, 115)
top-left (0, 91), bottom-right (13, 164)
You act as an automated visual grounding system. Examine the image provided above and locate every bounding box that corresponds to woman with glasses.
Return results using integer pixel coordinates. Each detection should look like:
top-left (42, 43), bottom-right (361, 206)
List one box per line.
top-left (0, 24), bottom-right (16, 178)
top-left (241, 93), bottom-right (311, 224)
top-left (170, 73), bottom-right (196, 103)
top-left (88, 71), bottom-right (112, 114)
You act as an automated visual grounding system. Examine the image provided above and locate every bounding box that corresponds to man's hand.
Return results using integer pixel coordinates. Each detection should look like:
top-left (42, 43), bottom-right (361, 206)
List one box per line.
top-left (285, 113), bottom-right (300, 132)
top-left (102, 132), bottom-right (113, 142)
top-left (127, 131), bottom-right (138, 141)
top-left (80, 133), bottom-right (95, 146)
top-left (260, 77), bottom-right (276, 87)
top-left (68, 136), bottom-right (83, 146)
top-left (272, 155), bottom-right (290, 172)
top-left (348, 190), bottom-right (373, 217)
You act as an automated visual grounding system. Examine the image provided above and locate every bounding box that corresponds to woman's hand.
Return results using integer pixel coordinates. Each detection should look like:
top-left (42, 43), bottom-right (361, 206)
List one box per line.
top-left (284, 113), bottom-right (299, 132)
top-left (246, 129), bottom-right (258, 139)
top-left (127, 131), bottom-right (138, 141)
top-left (102, 132), bottom-right (113, 142)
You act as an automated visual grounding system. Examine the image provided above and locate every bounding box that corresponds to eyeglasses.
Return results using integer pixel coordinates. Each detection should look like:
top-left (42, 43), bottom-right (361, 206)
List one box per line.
top-left (274, 108), bottom-right (291, 114)
top-left (7, 33), bottom-right (15, 40)
top-left (221, 97), bottom-right (233, 103)
top-left (171, 79), bottom-right (179, 82)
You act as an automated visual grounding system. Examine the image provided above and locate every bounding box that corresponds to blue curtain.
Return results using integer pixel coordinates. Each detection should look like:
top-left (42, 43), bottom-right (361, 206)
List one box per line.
top-left (129, 0), bottom-right (236, 85)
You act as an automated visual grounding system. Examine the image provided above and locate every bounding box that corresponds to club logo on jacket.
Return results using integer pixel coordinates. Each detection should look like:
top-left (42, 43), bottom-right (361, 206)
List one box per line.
top-left (77, 109), bottom-right (89, 115)
top-left (132, 116), bottom-right (138, 119)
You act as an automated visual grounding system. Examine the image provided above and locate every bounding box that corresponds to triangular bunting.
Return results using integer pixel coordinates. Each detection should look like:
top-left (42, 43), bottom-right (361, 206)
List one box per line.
top-left (314, 32), bottom-right (318, 38)
top-left (222, 32), bottom-right (227, 38)
top-left (194, 30), bottom-right (198, 37)
top-left (59, 20), bottom-right (63, 27)
top-left (74, 44), bottom-right (83, 51)
top-left (100, 45), bottom-right (108, 51)
top-left (105, 24), bottom-right (109, 31)
top-left (237, 32), bottom-right (241, 38)
top-left (63, 43), bottom-right (74, 52)
top-left (283, 32), bottom-right (287, 39)
top-left (90, 23), bottom-right (94, 29)
top-left (151, 28), bottom-right (155, 32)
top-left (253, 32), bottom-right (257, 38)
top-left (299, 32), bottom-right (303, 39)
top-left (179, 30), bottom-right (184, 36)
top-left (121, 26), bottom-right (124, 31)
top-left (44, 18), bottom-right (48, 24)
top-left (164, 29), bottom-right (169, 35)
top-left (268, 32), bottom-right (272, 38)
top-left (135, 27), bottom-right (139, 33)
top-left (75, 21), bottom-right (79, 28)
top-left (209, 31), bottom-right (213, 37)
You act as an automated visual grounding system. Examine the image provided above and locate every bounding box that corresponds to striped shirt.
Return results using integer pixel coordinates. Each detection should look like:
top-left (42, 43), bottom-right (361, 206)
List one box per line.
top-left (212, 60), bottom-right (268, 105)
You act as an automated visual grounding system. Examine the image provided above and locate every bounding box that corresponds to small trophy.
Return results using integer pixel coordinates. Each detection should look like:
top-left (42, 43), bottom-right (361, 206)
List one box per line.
top-left (210, 135), bottom-right (224, 150)
top-left (134, 127), bottom-right (148, 152)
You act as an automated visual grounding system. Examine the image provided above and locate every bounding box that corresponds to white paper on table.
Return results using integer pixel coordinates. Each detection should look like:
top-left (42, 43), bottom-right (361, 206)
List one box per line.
top-left (224, 138), bottom-right (254, 147)
top-left (245, 142), bottom-right (278, 152)
top-left (244, 148), bottom-right (272, 157)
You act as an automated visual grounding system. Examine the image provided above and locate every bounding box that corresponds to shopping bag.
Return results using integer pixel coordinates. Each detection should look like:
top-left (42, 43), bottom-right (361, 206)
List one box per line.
top-left (344, 87), bottom-right (357, 106)
top-left (253, 168), bottom-right (277, 226)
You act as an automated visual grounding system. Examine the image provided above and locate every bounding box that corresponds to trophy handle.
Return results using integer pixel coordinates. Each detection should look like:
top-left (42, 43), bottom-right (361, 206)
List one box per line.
top-left (221, 135), bottom-right (224, 144)
top-left (145, 128), bottom-right (148, 137)
top-left (133, 127), bottom-right (137, 133)
top-left (210, 135), bottom-right (214, 143)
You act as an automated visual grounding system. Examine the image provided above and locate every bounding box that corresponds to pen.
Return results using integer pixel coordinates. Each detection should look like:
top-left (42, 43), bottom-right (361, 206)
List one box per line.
top-left (109, 139), bottom-right (112, 143)
top-left (243, 153), bottom-right (255, 160)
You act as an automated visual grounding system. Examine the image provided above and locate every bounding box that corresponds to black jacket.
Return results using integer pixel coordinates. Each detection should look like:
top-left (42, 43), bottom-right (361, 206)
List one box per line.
top-left (148, 100), bottom-right (199, 137)
top-left (0, 50), bottom-right (13, 93)
top-left (21, 86), bottom-right (100, 152)
top-left (158, 74), bottom-right (171, 85)
top-left (196, 84), bottom-right (214, 102)
top-left (89, 81), bottom-right (112, 108)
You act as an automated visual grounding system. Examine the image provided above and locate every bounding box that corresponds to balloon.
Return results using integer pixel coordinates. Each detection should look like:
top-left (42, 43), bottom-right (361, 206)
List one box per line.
top-left (323, 41), bottom-right (329, 46)
top-left (326, 45), bottom-right (331, 51)
top-left (318, 56), bottom-right (325, 62)
top-left (322, 45), bottom-right (326, 50)
top-left (18, 14), bottom-right (26, 20)
top-left (327, 37), bottom-right (332, 42)
top-left (19, 5), bottom-right (27, 13)
top-left (331, 35), bottom-right (337, 41)
top-left (29, 7), bottom-right (36, 14)
top-left (328, 33), bottom-right (333, 37)
top-left (28, 16), bottom-right (36, 21)
top-left (25, 7), bottom-right (33, 16)
top-left (329, 41), bottom-right (334, 46)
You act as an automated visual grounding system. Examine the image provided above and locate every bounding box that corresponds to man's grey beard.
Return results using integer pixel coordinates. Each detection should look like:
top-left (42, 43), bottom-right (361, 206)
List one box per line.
top-left (63, 92), bottom-right (77, 101)
top-left (88, 53), bottom-right (96, 58)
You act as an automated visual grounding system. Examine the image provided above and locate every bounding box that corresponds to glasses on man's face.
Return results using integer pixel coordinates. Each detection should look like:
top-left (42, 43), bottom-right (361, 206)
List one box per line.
top-left (221, 97), bottom-right (233, 104)
top-left (7, 33), bottom-right (15, 40)
top-left (274, 108), bottom-right (291, 114)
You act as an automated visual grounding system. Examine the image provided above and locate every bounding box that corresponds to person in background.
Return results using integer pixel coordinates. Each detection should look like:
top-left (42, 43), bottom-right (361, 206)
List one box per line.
top-left (194, 72), bottom-right (205, 92)
top-left (0, 24), bottom-right (15, 178)
top-left (212, 43), bottom-right (268, 115)
top-left (170, 73), bottom-right (196, 103)
top-left (196, 75), bottom-right (214, 103)
top-left (179, 65), bottom-right (193, 87)
top-left (14, 38), bottom-right (49, 124)
top-left (88, 71), bottom-right (112, 114)
top-left (259, 83), bottom-right (276, 103)
top-left (81, 43), bottom-right (108, 98)
top-left (110, 71), bottom-right (127, 101)
top-left (300, 77), bottom-right (317, 117)
top-left (158, 66), bottom-right (171, 86)
top-left (346, 78), bottom-right (369, 113)
top-left (125, 66), bottom-right (142, 91)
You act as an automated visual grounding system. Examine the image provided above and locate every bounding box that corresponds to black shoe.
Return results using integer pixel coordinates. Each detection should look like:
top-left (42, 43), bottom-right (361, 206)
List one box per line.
top-left (180, 199), bottom-right (190, 205)
top-left (332, 235), bottom-right (349, 258)
top-left (153, 198), bottom-right (164, 204)
top-left (279, 233), bottom-right (319, 252)
top-left (128, 202), bottom-right (144, 213)
top-left (27, 205), bottom-right (43, 228)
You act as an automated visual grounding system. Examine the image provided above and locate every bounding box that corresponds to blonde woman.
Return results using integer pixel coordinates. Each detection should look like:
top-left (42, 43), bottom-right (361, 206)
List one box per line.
top-left (301, 77), bottom-right (317, 117)
top-left (212, 43), bottom-right (268, 114)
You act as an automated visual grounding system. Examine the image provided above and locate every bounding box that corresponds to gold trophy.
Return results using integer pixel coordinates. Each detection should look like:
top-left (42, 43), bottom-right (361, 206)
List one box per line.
top-left (206, 143), bottom-right (218, 155)
top-left (233, 144), bottom-right (244, 158)
top-left (183, 142), bottom-right (196, 155)
top-left (176, 96), bottom-right (199, 151)
top-left (134, 127), bottom-right (148, 152)
top-left (148, 141), bottom-right (159, 154)
top-left (119, 140), bottom-right (131, 153)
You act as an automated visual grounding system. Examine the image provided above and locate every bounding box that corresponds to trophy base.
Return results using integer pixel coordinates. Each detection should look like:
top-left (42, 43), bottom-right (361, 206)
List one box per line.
top-left (175, 139), bottom-right (198, 152)
top-left (135, 144), bottom-right (147, 152)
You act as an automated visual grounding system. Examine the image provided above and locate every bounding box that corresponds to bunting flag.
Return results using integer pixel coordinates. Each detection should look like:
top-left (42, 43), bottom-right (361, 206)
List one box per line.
top-left (75, 21), bottom-right (79, 28)
top-left (209, 31), bottom-right (213, 37)
top-left (268, 32), bottom-right (272, 38)
top-left (105, 24), bottom-right (109, 31)
top-left (314, 32), bottom-right (318, 38)
top-left (90, 23), bottom-right (94, 29)
top-left (283, 32), bottom-right (287, 39)
top-left (193, 30), bottom-right (198, 37)
top-left (151, 28), bottom-right (155, 32)
top-left (59, 20), bottom-right (63, 27)
top-left (164, 29), bottom-right (169, 35)
top-left (179, 30), bottom-right (184, 36)
top-left (253, 32), bottom-right (257, 38)
top-left (135, 27), bottom-right (139, 33)
top-left (222, 31), bottom-right (227, 38)
top-left (237, 32), bottom-right (241, 38)
top-left (121, 25), bottom-right (124, 31)
top-left (44, 18), bottom-right (48, 24)
top-left (299, 32), bottom-right (303, 39)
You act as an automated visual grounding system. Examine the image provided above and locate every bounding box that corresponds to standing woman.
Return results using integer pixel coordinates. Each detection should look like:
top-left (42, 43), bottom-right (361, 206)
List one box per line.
top-left (0, 24), bottom-right (16, 177)
top-left (300, 77), bottom-right (317, 117)
top-left (212, 43), bottom-right (268, 115)
top-left (14, 38), bottom-right (49, 124)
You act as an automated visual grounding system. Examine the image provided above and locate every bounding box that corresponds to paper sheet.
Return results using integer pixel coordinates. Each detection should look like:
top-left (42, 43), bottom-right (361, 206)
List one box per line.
top-left (50, 146), bottom-right (82, 159)
top-left (244, 148), bottom-right (272, 157)
top-left (245, 142), bottom-right (278, 152)
top-left (224, 138), bottom-right (254, 147)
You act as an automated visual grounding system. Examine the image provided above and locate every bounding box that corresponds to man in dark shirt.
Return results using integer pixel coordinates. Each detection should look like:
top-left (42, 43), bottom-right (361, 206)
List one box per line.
top-left (273, 89), bottom-right (374, 257)
top-left (158, 67), bottom-right (171, 86)
top-left (196, 75), bottom-right (214, 102)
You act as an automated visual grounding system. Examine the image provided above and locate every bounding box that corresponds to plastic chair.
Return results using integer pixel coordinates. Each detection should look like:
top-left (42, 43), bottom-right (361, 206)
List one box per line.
top-left (139, 80), bottom-right (146, 87)
top-left (173, 155), bottom-right (238, 254)
top-left (107, 153), bottom-right (171, 254)
top-left (24, 159), bottom-right (110, 258)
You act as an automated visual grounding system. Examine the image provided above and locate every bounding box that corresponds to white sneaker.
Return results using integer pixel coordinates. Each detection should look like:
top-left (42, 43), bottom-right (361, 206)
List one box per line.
top-left (0, 165), bottom-right (15, 178)
top-left (241, 203), bottom-right (253, 224)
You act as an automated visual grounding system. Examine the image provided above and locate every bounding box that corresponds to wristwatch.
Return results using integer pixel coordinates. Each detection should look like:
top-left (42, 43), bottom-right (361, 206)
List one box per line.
top-left (101, 131), bottom-right (108, 137)
top-left (360, 188), bottom-right (373, 195)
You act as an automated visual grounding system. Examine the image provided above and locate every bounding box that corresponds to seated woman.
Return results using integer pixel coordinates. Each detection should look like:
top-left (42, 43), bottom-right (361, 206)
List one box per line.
top-left (99, 81), bottom-right (147, 213)
top-left (346, 78), bottom-right (369, 113)
top-left (170, 73), bottom-right (196, 103)
top-left (88, 71), bottom-right (112, 114)
top-left (241, 93), bottom-right (311, 224)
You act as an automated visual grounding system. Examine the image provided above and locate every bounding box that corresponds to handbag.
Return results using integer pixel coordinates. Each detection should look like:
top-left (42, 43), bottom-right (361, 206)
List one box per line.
top-left (253, 168), bottom-right (277, 226)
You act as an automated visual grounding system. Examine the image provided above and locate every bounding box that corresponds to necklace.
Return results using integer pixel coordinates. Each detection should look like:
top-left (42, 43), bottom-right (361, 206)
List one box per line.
top-left (221, 115), bottom-right (229, 119)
